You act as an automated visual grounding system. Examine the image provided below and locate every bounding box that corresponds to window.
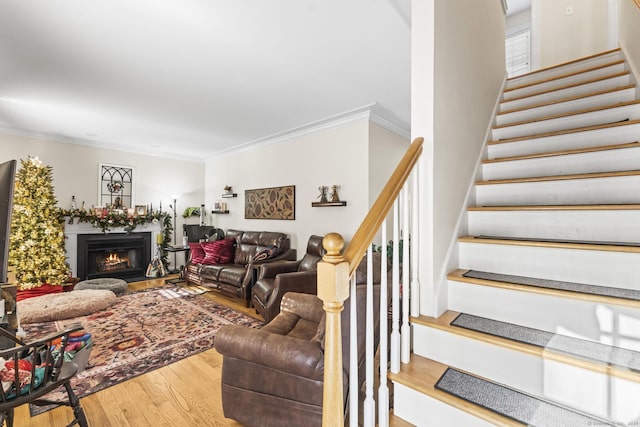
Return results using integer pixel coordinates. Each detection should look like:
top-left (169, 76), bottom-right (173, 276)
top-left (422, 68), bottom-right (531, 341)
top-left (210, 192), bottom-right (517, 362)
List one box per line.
top-left (505, 29), bottom-right (531, 77)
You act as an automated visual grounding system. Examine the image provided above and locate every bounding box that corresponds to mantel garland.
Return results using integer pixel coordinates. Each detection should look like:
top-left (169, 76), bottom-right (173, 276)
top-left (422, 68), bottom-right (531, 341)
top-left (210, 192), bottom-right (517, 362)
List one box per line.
top-left (60, 209), bottom-right (173, 270)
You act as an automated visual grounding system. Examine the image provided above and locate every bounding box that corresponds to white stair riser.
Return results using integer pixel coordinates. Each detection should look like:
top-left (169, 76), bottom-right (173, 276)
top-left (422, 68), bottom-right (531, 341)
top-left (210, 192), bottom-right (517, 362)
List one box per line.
top-left (492, 103), bottom-right (640, 141)
top-left (503, 62), bottom-right (626, 101)
top-left (393, 383), bottom-right (494, 427)
top-left (487, 122), bottom-right (640, 162)
top-left (448, 280), bottom-right (640, 351)
top-left (499, 75), bottom-right (632, 113)
top-left (495, 87), bottom-right (637, 126)
top-left (483, 146), bottom-right (640, 180)
top-left (468, 209), bottom-right (640, 242)
top-left (414, 326), bottom-right (640, 422)
top-left (476, 175), bottom-right (640, 206)
top-left (458, 241), bottom-right (640, 288)
top-left (505, 51), bottom-right (623, 89)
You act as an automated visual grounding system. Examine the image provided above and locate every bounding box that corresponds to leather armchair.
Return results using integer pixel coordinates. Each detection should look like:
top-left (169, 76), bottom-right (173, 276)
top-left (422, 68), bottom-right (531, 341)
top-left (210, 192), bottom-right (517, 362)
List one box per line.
top-left (252, 235), bottom-right (325, 323)
top-left (216, 252), bottom-right (388, 427)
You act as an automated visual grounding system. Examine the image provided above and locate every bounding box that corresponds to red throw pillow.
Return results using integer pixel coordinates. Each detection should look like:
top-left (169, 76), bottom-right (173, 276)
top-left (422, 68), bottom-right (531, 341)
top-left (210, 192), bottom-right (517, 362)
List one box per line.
top-left (188, 243), bottom-right (206, 264)
top-left (201, 239), bottom-right (235, 265)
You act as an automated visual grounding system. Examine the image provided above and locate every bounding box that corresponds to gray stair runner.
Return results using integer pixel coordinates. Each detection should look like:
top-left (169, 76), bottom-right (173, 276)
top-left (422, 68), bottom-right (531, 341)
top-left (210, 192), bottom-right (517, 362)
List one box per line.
top-left (463, 270), bottom-right (640, 302)
top-left (435, 368), bottom-right (616, 426)
top-left (451, 313), bottom-right (640, 372)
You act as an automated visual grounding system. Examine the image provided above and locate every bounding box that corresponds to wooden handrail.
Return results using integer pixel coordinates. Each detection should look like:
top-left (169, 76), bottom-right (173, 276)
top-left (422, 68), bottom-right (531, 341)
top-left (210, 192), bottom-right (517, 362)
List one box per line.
top-left (342, 137), bottom-right (423, 275)
top-left (319, 136), bottom-right (423, 427)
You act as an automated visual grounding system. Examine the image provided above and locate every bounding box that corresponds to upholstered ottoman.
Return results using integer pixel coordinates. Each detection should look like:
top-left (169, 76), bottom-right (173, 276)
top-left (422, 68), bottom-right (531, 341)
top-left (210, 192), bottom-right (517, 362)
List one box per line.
top-left (75, 278), bottom-right (129, 296)
top-left (18, 289), bottom-right (117, 324)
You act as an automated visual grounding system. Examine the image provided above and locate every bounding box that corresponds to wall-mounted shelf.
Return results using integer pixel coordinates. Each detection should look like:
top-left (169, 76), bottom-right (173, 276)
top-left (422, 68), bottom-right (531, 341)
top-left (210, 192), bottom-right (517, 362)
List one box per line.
top-left (221, 193), bottom-right (237, 198)
top-left (312, 201), bottom-right (347, 207)
top-left (211, 210), bottom-right (230, 214)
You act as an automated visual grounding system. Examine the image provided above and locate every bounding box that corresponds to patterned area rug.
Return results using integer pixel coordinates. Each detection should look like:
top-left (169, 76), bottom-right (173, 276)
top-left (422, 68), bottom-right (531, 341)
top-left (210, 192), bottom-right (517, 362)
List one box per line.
top-left (23, 285), bottom-right (262, 416)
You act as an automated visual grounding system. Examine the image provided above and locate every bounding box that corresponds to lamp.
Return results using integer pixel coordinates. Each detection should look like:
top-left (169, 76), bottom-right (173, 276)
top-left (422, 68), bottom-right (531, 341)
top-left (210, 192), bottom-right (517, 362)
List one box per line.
top-left (169, 194), bottom-right (182, 245)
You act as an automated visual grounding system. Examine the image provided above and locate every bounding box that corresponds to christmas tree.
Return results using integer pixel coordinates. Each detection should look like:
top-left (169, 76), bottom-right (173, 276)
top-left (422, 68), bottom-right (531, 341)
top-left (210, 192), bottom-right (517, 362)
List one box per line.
top-left (9, 157), bottom-right (70, 290)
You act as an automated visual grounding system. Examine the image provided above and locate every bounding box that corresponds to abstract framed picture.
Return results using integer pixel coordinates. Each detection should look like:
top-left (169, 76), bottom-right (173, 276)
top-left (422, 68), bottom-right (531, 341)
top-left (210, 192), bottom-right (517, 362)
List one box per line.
top-left (245, 185), bottom-right (295, 220)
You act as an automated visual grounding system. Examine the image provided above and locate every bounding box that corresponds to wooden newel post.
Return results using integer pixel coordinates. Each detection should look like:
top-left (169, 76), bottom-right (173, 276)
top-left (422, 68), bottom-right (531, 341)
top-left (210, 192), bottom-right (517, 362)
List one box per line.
top-left (318, 233), bottom-right (350, 427)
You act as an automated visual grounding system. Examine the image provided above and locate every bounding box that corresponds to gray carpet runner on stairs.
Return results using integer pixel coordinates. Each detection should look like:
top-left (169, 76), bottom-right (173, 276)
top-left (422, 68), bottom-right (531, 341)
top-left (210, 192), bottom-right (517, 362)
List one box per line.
top-left (435, 368), bottom-right (616, 426)
top-left (463, 270), bottom-right (640, 302)
top-left (451, 313), bottom-right (640, 372)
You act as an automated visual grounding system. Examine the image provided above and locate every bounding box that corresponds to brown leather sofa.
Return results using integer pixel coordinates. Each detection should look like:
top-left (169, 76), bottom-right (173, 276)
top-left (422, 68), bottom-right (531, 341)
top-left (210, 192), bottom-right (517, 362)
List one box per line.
top-left (215, 252), bottom-right (387, 427)
top-left (184, 229), bottom-right (296, 306)
top-left (251, 234), bottom-right (325, 323)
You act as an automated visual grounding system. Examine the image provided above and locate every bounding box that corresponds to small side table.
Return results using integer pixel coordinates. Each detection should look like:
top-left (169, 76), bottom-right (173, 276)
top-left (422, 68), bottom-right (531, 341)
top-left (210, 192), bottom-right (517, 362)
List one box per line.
top-left (166, 245), bottom-right (191, 272)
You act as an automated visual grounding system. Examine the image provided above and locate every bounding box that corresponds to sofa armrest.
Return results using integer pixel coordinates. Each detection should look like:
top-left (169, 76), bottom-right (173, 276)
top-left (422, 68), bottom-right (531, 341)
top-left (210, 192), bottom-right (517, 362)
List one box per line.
top-left (258, 260), bottom-right (301, 280)
top-left (280, 292), bottom-right (324, 322)
top-left (272, 271), bottom-right (317, 302)
top-left (216, 325), bottom-right (324, 379)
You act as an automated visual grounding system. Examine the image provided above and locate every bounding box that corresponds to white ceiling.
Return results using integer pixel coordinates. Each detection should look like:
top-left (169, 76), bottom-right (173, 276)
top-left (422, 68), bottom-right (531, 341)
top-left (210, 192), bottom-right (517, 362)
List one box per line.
top-left (0, 0), bottom-right (411, 161)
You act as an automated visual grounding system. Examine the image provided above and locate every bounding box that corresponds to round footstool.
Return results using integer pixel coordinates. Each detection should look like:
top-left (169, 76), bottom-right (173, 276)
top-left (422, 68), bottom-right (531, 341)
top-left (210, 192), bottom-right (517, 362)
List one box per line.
top-left (18, 289), bottom-right (117, 324)
top-left (75, 278), bottom-right (129, 296)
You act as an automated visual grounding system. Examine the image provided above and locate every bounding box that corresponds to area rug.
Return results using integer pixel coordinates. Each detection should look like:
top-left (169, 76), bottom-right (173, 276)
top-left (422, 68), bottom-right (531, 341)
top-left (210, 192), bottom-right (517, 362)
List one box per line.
top-left (22, 285), bottom-right (262, 416)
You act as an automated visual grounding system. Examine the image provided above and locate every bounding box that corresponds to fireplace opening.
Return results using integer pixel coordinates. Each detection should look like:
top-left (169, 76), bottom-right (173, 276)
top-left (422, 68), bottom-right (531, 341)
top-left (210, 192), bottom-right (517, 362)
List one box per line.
top-left (77, 233), bottom-right (151, 281)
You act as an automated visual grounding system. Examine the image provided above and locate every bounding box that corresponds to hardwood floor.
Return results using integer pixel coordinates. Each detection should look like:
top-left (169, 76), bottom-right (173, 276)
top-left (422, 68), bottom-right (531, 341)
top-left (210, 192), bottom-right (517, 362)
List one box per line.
top-left (15, 276), bottom-right (258, 427)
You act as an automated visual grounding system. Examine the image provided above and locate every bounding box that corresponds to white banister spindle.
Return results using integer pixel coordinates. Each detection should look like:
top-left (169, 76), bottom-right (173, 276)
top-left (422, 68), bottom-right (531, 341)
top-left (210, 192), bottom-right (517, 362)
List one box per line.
top-left (349, 274), bottom-right (358, 427)
top-left (390, 199), bottom-right (401, 374)
top-left (410, 169), bottom-right (420, 317)
top-left (363, 246), bottom-right (375, 427)
top-left (378, 223), bottom-right (390, 427)
top-left (401, 187), bottom-right (411, 364)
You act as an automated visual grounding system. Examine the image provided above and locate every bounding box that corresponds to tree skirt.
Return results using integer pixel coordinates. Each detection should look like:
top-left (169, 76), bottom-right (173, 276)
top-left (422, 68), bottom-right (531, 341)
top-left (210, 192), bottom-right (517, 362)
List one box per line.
top-left (22, 286), bottom-right (263, 416)
top-left (17, 290), bottom-right (117, 324)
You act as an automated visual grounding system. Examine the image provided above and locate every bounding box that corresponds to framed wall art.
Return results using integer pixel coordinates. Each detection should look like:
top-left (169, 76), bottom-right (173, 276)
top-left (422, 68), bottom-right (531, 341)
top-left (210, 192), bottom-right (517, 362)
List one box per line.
top-left (99, 164), bottom-right (134, 209)
top-left (245, 185), bottom-right (295, 220)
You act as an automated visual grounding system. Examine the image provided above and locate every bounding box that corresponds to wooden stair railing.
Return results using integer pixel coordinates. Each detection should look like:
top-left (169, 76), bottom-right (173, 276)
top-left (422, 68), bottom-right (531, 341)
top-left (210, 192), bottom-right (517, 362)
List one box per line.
top-left (318, 137), bottom-right (423, 427)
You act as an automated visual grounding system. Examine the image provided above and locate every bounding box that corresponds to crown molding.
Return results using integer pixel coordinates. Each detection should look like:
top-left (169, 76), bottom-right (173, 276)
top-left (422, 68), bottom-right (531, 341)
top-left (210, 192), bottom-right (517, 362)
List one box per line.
top-left (209, 103), bottom-right (410, 159)
top-left (0, 126), bottom-right (203, 163)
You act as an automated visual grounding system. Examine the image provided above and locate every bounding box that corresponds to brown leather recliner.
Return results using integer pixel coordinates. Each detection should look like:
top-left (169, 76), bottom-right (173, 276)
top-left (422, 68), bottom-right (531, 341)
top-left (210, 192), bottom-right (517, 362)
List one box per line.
top-left (215, 252), bottom-right (387, 427)
top-left (251, 235), bottom-right (325, 323)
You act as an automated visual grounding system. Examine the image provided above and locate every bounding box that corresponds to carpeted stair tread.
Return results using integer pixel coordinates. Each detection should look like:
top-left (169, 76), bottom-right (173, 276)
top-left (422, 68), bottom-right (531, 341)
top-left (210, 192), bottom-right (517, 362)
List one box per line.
top-left (451, 313), bottom-right (640, 373)
top-left (462, 270), bottom-right (640, 302)
top-left (435, 368), bottom-right (615, 426)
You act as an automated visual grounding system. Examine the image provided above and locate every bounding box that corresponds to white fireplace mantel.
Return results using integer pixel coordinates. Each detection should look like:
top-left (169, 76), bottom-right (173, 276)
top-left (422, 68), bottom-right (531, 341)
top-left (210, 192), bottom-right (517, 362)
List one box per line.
top-left (65, 221), bottom-right (161, 278)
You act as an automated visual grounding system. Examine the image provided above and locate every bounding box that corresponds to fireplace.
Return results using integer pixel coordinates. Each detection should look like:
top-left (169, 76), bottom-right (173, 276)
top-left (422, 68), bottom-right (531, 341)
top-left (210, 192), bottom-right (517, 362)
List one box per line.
top-left (77, 233), bottom-right (151, 281)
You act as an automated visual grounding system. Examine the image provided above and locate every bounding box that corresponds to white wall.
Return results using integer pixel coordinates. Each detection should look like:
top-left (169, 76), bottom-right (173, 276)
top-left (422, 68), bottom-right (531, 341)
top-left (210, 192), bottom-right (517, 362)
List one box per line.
top-left (506, 8), bottom-right (532, 34)
top-left (0, 132), bottom-right (205, 245)
top-left (619, 0), bottom-right (640, 81)
top-left (413, 0), bottom-right (506, 316)
top-left (537, 0), bottom-right (609, 68)
top-left (204, 118), bottom-right (407, 253)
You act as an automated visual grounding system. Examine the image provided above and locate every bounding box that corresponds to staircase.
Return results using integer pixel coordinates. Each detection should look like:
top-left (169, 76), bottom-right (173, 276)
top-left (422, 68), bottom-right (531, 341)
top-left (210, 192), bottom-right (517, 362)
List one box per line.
top-left (390, 48), bottom-right (640, 426)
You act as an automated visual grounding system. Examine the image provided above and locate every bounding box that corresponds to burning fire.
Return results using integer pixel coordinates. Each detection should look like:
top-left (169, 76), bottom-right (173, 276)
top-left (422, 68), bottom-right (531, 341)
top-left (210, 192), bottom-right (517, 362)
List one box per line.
top-left (97, 252), bottom-right (131, 272)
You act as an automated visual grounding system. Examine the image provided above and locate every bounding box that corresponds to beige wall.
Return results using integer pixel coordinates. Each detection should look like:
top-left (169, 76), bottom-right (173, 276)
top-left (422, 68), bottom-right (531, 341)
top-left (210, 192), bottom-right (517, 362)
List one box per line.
top-left (413, 0), bottom-right (506, 315)
top-left (368, 122), bottom-right (410, 207)
top-left (0, 133), bottom-right (205, 244)
top-left (537, 0), bottom-right (609, 68)
top-left (619, 0), bottom-right (640, 80)
top-left (204, 118), bottom-right (407, 253)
